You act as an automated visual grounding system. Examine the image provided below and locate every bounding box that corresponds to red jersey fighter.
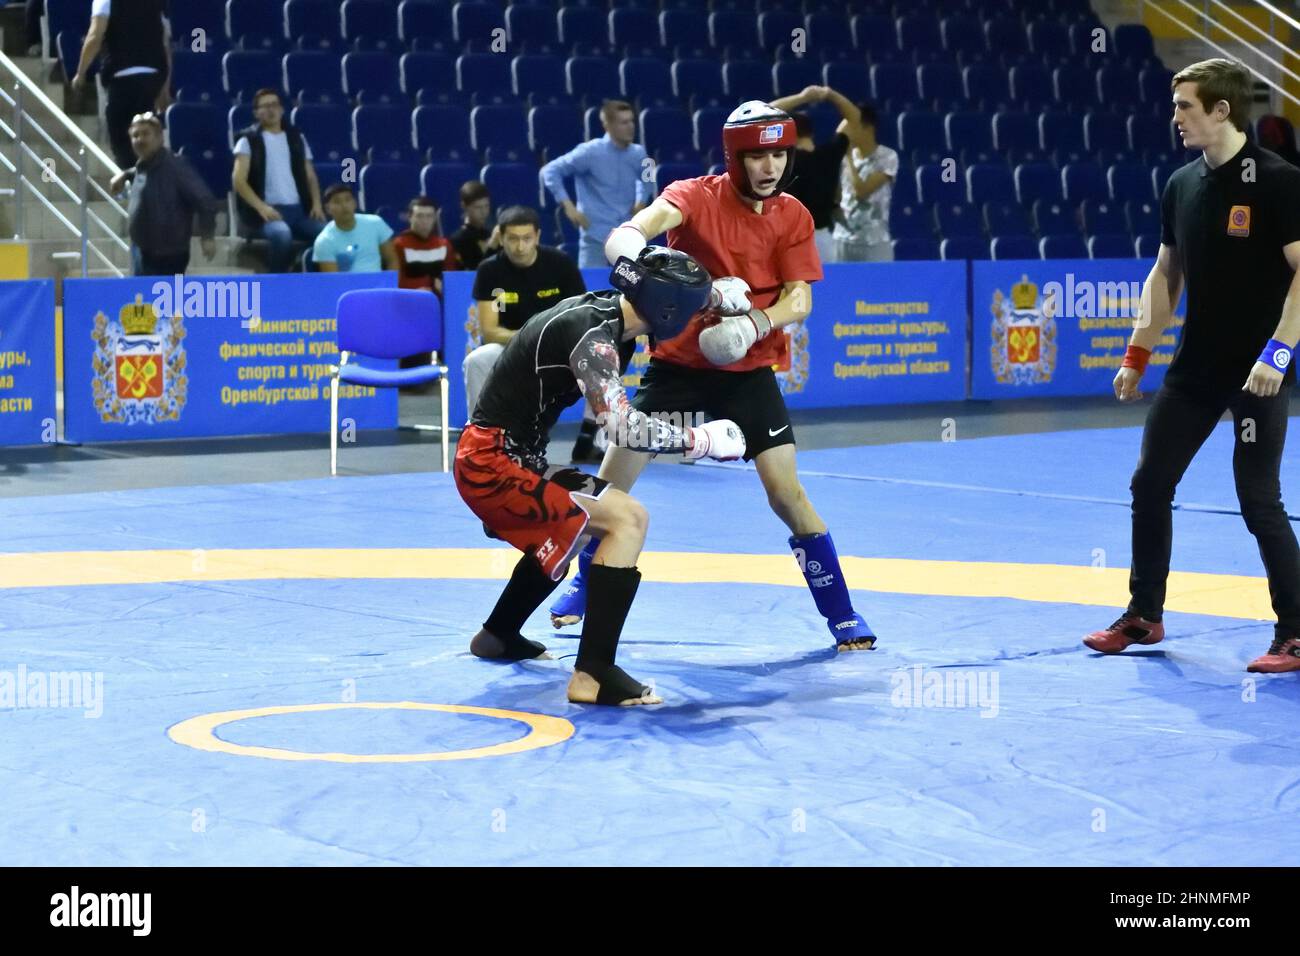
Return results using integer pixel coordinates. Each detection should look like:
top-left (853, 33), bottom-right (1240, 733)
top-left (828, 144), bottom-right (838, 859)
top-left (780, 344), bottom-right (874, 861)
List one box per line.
top-left (455, 246), bottom-right (747, 706)
top-left (549, 101), bottom-right (876, 651)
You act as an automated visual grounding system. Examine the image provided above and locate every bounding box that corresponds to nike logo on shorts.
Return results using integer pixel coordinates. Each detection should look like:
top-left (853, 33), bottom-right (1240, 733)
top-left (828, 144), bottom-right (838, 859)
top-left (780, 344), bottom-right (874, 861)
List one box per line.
top-left (768, 425), bottom-right (790, 437)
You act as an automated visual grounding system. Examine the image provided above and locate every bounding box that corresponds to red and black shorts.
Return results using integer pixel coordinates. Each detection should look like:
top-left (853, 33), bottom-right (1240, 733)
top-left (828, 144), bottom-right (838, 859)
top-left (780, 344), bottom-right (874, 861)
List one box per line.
top-left (454, 424), bottom-right (610, 580)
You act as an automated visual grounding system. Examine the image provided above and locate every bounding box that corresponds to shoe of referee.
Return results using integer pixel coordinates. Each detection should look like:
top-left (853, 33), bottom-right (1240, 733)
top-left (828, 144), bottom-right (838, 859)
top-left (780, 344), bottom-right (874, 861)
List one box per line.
top-left (1246, 635), bottom-right (1300, 673)
top-left (1083, 614), bottom-right (1165, 654)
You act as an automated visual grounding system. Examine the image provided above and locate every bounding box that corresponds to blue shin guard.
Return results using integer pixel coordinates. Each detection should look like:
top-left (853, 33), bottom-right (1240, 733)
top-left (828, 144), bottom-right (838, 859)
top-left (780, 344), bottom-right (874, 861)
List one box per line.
top-left (789, 531), bottom-right (876, 647)
top-left (549, 537), bottom-right (597, 625)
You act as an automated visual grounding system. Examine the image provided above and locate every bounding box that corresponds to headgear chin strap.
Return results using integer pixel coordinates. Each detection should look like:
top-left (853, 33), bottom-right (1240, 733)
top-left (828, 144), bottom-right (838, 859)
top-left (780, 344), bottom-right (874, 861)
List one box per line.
top-left (722, 100), bottom-right (798, 202)
top-left (609, 246), bottom-right (713, 342)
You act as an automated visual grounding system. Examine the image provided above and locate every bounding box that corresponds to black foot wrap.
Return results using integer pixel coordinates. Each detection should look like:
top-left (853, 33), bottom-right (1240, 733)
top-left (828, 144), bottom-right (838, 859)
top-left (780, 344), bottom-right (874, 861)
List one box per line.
top-left (484, 554), bottom-right (562, 638)
top-left (470, 628), bottom-right (548, 660)
top-left (574, 564), bottom-right (642, 673)
top-left (579, 663), bottom-right (651, 705)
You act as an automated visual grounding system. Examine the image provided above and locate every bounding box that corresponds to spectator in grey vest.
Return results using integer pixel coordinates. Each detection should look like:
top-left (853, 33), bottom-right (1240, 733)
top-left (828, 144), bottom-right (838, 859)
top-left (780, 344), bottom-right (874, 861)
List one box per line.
top-left (110, 112), bottom-right (216, 276)
top-left (232, 88), bottom-right (326, 273)
top-left (72, 0), bottom-right (172, 171)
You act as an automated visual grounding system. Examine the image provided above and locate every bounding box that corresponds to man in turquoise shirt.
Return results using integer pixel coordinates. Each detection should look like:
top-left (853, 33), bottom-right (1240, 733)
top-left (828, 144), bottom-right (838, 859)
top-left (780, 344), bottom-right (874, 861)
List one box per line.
top-left (540, 100), bottom-right (652, 268)
top-left (313, 184), bottom-right (398, 273)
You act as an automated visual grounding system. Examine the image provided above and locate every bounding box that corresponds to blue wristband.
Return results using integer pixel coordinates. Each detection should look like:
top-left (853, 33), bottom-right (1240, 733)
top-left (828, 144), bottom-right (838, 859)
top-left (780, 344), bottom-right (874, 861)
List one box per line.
top-left (1259, 339), bottom-right (1293, 373)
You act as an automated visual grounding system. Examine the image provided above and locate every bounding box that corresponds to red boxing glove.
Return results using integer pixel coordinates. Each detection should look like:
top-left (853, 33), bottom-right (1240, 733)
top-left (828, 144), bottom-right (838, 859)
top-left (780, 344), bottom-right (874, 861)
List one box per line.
top-left (1121, 345), bottom-right (1151, 374)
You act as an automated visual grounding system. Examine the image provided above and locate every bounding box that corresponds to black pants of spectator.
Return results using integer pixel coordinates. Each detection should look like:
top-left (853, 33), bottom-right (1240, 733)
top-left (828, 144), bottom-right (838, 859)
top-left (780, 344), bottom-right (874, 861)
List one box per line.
top-left (104, 71), bottom-right (164, 170)
top-left (1128, 381), bottom-right (1300, 638)
top-left (25, 0), bottom-right (44, 50)
top-left (133, 248), bottom-right (190, 276)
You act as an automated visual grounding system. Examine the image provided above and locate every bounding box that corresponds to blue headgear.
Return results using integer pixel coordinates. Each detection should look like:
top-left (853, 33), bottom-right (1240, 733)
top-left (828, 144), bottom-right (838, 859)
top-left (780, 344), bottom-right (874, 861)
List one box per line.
top-left (609, 246), bottom-right (712, 342)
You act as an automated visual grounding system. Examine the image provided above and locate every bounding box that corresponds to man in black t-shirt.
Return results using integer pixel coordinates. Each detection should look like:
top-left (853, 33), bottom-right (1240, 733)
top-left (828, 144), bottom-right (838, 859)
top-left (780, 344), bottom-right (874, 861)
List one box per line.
top-left (455, 247), bottom-right (745, 706)
top-left (771, 85), bottom-right (865, 265)
top-left (466, 205), bottom-right (598, 458)
top-left (1085, 59), bottom-right (1300, 673)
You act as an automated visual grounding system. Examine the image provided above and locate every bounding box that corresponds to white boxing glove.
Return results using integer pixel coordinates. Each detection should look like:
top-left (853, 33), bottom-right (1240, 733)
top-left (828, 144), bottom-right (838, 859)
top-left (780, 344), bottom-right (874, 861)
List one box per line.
top-left (604, 223), bottom-right (648, 266)
top-left (707, 276), bottom-right (753, 315)
top-left (685, 419), bottom-right (747, 461)
top-left (697, 309), bottom-right (774, 366)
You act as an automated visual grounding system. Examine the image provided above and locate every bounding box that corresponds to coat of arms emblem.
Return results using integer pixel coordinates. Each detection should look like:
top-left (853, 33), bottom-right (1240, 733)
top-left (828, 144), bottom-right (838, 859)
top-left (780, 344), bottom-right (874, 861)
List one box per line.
top-left (90, 294), bottom-right (187, 424)
top-left (990, 275), bottom-right (1057, 385)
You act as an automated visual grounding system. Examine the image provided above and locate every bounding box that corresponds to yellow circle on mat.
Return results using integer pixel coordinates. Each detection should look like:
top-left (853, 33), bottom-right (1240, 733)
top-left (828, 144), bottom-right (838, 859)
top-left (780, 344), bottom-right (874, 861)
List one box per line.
top-left (167, 701), bottom-right (575, 763)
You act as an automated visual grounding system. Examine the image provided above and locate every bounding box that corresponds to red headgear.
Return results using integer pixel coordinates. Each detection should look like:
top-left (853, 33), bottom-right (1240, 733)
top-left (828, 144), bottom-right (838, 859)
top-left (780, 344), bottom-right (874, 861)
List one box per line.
top-left (722, 100), bottom-right (798, 202)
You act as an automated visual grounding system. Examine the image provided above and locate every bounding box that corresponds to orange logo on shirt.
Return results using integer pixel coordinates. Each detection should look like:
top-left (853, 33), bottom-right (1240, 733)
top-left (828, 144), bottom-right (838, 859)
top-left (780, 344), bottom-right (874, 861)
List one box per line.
top-left (1227, 205), bottom-right (1251, 237)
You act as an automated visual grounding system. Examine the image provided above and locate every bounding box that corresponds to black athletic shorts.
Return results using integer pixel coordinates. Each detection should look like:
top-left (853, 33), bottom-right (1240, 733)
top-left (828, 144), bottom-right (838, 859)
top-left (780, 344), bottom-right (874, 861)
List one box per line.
top-left (631, 359), bottom-right (794, 462)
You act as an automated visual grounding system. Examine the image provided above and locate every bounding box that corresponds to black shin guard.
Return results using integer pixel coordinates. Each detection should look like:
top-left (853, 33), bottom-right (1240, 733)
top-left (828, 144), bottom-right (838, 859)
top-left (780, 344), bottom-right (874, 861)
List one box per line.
top-left (480, 555), bottom-right (562, 657)
top-left (575, 564), bottom-right (641, 674)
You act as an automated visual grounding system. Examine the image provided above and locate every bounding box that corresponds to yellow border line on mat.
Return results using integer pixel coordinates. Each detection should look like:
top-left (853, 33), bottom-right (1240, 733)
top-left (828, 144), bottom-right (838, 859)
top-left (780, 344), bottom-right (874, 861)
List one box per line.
top-left (166, 701), bottom-right (575, 763)
top-left (0, 547), bottom-right (1273, 621)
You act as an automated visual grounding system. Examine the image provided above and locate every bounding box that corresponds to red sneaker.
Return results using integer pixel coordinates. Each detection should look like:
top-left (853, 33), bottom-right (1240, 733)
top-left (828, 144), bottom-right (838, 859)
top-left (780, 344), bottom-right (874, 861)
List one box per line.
top-left (1083, 614), bottom-right (1165, 654)
top-left (1246, 636), bottom-right (1300, 673)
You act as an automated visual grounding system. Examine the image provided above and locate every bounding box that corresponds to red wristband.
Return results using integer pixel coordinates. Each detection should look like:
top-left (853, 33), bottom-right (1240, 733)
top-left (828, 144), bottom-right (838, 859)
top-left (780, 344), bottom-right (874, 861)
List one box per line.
top-left (1121, 345), bottom-right (1151, 374)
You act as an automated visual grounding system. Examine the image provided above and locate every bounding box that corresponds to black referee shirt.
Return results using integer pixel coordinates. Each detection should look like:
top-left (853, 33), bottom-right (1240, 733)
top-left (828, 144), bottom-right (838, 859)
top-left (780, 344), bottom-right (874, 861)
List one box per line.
top-left (471, 246), bottom-right (587, 332)
top-left (1160, 139), bottom-right (1300, 392)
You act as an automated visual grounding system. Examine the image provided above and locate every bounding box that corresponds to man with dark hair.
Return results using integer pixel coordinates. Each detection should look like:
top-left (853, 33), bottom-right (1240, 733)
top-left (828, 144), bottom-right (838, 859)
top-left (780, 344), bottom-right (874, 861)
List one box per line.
top-left (232, 88), bottom-right (326, 272)
top-left (456, 245), bottom-right (746, 706)
top-left (110, 112), bottom-right (216, 276)
top-left (394, 196), bottom-right (459, 295)
top-left (312, 184), bottom-right (398, 273)
top-left (71, 0), bottom-right (172, 170)
top-left (450, 181), bottom-right (501, 269)
top-left (830, 99), bottom-right (898, 262)
top-left (541, 98), bottom-right (651, 268)
top-left (771, 85), bottom-right (866, 264)
top-left (466, 206), bottom-right (587, 433)
top-left (1086, 58), bottom-right (1300, 674)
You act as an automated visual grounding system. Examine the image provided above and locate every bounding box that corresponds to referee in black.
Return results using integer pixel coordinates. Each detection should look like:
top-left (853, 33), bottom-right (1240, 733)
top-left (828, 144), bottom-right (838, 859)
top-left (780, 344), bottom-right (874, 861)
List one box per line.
top-left (1084, 59), bottom-right (1300, 673)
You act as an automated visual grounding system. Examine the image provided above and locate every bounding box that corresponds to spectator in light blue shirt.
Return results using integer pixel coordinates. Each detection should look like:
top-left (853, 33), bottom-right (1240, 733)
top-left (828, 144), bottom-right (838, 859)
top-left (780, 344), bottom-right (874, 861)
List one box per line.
top-left (313, 184), bottom-right (398, 273)
top-left (539, 99), bottom-right (652, 268)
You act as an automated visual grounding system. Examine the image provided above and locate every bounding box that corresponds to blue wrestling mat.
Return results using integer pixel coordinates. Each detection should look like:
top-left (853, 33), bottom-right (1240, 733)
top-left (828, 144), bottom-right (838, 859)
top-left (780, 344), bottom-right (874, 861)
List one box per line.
top-left (2, 421), bottom-right (1297, 865)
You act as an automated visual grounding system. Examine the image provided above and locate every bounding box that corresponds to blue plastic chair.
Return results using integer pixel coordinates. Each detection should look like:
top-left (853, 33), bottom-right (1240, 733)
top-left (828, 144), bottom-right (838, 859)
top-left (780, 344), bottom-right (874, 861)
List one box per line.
top-left (330, 289), bottom-right (450, 475)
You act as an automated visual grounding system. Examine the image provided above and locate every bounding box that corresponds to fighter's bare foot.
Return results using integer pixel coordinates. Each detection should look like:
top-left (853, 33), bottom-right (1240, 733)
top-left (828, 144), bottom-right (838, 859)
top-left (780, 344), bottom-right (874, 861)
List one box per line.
top-left (550, 612), bottom-right (582, 629)
top-left (837, 638), bottom-right (876, 652)
top-left (470, 628), bottom-right (552, 660)
top-left (567, 667), bottom-right (662, 706)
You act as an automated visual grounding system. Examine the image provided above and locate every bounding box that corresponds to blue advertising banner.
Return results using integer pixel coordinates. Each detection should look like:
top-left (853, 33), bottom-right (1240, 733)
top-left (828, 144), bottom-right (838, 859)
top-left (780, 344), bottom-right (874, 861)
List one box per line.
top-left (779, 261), bottom-right (967, 408)
top-left (442, 260), bottom-right (968, 425)
top-left (0, 280), bottom-right (56, 447)
top-left (64, 272), bottom-right (398, 442)
top-left (971, 259), bottom-right (1186, 400)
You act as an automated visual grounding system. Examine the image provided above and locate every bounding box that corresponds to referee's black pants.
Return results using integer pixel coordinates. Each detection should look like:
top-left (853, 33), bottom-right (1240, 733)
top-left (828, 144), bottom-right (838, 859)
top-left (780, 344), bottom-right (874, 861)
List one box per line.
top-left (1128, 381), bottom-right (1300, 638)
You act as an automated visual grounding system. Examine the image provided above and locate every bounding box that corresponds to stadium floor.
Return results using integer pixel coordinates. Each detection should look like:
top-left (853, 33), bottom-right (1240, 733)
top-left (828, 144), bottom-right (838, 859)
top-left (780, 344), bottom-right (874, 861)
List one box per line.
top-left (3, 410), bottom-right (1299, 866)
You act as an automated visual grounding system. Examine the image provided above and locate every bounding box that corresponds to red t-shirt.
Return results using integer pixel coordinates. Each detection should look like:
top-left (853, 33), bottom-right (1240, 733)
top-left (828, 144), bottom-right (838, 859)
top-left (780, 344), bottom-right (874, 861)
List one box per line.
top-left (653, 174), bottom-right (822, 371)
top-left (394, 231), bottom-right (459, 291)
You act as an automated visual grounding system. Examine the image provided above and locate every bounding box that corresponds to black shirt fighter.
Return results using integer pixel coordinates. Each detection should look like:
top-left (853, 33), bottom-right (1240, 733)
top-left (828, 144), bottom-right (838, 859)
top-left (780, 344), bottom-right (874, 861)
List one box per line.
top-left (472, 290), bottom-right (692, 471)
